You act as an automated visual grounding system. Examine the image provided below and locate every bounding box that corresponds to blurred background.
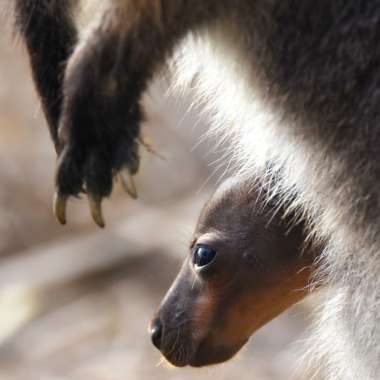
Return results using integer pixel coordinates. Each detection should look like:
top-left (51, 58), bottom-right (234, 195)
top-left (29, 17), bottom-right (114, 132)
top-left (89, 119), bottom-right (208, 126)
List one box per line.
top-left (0, 16), bottom-right (317, 380)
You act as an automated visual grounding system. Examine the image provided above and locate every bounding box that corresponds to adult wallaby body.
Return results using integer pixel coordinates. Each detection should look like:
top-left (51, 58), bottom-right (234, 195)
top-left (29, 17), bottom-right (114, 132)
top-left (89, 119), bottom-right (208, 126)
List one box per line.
top-left (13, 1), bottom-right (380, 378)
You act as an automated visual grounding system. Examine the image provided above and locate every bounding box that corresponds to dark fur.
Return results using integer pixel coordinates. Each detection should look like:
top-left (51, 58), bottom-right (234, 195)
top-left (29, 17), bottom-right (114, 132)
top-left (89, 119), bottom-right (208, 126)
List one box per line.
top-left (13, 1), bottom-right (380, 376)
top-left (14, 1), bottom-right (222, 198)
top-left (14, 0), bottom-right (77, 150)
top-left (15, 1), bottom-right (380, 207)
top-left (152, 177), bottom-right (318, 367)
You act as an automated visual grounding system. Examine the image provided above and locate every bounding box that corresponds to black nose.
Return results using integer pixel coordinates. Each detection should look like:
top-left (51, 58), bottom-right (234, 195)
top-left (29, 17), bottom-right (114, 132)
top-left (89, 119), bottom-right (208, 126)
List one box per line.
top-left (150, 318), bottom-right (163, 349)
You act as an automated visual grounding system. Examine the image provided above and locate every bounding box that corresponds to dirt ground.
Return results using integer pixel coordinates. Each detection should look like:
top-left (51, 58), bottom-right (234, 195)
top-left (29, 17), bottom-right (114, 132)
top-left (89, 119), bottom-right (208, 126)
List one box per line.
top-left (0, 16), bottom-right (318, 380)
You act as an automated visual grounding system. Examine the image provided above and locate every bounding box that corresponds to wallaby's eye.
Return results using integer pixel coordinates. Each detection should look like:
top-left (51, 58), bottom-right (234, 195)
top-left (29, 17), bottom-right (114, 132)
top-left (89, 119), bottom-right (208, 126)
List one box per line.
top-left (193, 244), bottom-right (217, 268)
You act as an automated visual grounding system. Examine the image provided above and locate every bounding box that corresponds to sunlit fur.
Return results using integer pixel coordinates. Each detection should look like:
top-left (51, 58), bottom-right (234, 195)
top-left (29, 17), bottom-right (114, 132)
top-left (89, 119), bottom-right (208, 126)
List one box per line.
top-left (171, 24), bottom-right (380, 379)
top-left (74, 4), bottom-right (380, 379)
top-left (15, 1), bottom-right (380, 378)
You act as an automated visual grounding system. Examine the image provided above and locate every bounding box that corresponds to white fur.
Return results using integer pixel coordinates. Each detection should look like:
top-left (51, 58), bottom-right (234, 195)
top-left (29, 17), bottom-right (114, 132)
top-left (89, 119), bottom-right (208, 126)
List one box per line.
top-left (73, 0), bottom-right (112, 41)
top-left (69, 5), bottom-right (380, 378)
top-left (171, 23), bottom-right (380, 379)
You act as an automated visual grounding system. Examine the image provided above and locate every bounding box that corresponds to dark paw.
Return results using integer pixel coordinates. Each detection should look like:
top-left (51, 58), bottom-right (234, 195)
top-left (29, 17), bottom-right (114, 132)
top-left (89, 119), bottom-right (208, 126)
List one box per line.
top-left (54, 137), bottom-right (139, 228)
top-left (53, 51), bottom-right (142, 227)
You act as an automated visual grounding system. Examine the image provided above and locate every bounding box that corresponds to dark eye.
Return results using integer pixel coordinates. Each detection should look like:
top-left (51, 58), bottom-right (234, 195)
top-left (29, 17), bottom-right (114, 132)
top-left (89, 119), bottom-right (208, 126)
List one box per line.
top-left (193, 244), bottom-right (217, 268)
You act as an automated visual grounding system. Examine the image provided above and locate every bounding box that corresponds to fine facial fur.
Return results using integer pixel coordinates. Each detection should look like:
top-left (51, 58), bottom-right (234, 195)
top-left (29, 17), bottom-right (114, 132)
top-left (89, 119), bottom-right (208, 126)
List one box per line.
top-left (150, 177), bottom-right (319, 367)
top-left (13, 1), bottom-right (380, 378)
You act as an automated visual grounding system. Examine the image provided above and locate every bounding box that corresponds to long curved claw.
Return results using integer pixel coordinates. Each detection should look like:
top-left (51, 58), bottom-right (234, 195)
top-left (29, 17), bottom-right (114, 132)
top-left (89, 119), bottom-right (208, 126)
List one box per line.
top-left (88, 194), bottom-right (105, 228)
top-left (53, 192), bottom-right (68, 225)
top-left (119, 170), bottom-right (138, 199)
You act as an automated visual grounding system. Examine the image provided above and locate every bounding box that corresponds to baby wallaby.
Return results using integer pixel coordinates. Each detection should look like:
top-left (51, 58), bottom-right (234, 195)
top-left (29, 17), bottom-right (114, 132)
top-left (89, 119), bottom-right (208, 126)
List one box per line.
top-left (150, 177), bottom-right (320, 367)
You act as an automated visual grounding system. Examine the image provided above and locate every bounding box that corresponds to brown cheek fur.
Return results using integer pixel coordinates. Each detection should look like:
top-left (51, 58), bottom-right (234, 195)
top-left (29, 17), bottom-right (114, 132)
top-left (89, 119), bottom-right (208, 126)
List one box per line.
top-left (187, 259), bottom-right (313, 350)
top-left (216, 265), bottom-right (314, 347)
top-left (191, 287), bottom-right (218, 342)
top-left (190, 279), bottom-right (240, 347)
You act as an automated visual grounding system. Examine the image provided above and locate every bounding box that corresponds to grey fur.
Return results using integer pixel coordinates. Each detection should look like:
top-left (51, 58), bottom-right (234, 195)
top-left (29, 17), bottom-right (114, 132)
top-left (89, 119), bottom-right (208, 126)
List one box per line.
top-left (14, 1), bottom-right (380, 378)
